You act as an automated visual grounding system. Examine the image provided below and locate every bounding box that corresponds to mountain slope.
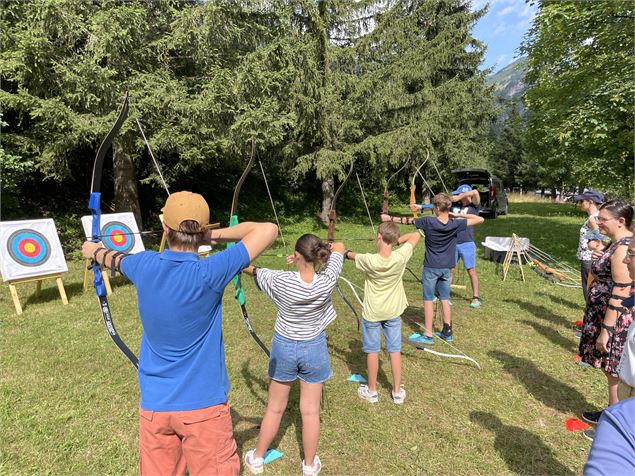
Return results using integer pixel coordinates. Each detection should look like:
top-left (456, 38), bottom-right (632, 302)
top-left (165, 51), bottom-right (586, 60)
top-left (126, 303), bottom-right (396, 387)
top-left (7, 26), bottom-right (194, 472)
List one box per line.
top-left (487, 57), bottom-right (527, 100)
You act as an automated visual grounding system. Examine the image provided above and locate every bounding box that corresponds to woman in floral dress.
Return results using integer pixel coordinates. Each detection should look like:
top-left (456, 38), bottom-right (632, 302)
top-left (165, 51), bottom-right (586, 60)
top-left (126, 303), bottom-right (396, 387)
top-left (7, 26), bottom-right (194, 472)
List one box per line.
top-left (579, 200), bottom-right (633, 427)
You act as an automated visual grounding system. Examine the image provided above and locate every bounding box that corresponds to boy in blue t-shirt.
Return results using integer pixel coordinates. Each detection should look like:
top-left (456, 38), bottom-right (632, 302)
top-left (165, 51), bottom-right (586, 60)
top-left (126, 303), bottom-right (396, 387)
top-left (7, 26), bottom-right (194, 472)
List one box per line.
top-left (82, 191), bottom-right (278, 476)
top-left (450, 184), bottom-right (482, 308)
top-left (383, 193), bottom-right (483, 345)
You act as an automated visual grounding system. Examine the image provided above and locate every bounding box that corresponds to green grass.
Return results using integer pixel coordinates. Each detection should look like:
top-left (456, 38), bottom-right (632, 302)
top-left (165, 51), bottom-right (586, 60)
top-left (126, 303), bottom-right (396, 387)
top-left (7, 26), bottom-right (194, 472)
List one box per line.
top-left (1, 202), bottom-right (603, 475)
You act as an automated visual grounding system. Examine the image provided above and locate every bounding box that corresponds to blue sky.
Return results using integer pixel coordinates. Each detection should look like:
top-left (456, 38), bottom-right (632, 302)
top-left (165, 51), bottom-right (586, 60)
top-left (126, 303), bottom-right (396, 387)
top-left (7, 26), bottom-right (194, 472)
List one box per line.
top-left (472, 0), bottom-right (537, 73)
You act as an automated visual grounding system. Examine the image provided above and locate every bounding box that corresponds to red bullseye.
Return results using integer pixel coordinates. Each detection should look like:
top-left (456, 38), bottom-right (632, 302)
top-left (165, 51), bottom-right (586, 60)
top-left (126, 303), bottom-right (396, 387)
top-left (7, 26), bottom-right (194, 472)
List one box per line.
top-left (111, 231), bottom-right (125, 245)
top-left (18, 238), bottom-right (40, 257)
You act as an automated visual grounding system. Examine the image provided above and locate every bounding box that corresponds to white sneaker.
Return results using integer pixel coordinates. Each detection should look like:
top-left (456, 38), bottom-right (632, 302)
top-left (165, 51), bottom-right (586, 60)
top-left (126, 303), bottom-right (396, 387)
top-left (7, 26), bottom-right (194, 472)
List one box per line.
top-left (244, 449), bottom-right (264, 474)
top-left (392, 385), bottom-right (406, 404)
top-left (357, 384), bottom-right (379, 403)
top-left (302, 455), bottom-right (321, 476)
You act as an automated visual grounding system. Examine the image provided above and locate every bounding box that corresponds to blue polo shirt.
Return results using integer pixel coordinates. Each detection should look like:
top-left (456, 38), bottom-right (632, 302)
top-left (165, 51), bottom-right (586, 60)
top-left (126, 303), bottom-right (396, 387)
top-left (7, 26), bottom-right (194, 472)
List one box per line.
top-left (120, 244), bottom-right (250, 411)
top-left (585, 398), bottom-right (635, 475)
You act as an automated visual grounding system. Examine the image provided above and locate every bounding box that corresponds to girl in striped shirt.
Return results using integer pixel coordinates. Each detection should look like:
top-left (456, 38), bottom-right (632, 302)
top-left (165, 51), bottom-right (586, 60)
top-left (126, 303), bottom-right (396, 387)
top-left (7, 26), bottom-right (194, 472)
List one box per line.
top-left (243, 234), bottom-right (345, 476)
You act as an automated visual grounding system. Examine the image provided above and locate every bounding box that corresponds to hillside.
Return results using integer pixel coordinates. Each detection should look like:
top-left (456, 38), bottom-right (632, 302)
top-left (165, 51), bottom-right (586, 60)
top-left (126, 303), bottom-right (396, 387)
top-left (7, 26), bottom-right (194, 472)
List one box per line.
top-left (487, 56), bottom-right (527, 101)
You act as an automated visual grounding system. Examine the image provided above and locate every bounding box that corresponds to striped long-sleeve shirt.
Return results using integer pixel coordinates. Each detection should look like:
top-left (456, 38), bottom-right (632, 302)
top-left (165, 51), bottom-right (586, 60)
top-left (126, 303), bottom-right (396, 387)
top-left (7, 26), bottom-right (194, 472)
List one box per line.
top-left (254, 252), bottom-right (344, 340)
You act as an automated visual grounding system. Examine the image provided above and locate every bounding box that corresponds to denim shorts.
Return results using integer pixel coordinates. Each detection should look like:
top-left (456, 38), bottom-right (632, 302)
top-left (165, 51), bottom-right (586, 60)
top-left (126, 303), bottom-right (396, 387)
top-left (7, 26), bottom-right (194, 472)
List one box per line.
top-left (423, 267), bottom-right (451, 301)
top-left (268, 332), bottom-right (332, 384)
top-left (362, 316), bottom-right (402, 353)
top-left (455, 242), bottom-right (477, 269)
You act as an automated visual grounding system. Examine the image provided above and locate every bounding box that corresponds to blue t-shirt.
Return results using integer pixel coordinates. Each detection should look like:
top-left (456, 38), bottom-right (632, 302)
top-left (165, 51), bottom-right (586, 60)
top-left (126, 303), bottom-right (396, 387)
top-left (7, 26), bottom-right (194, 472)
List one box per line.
top-left (451, 204), bottom-right (479, 244)
top-left (415, 216), bottom-right (467, 269)
top-left (120, 244), bottom-right (251, 411)
top-left (584, 398), bottom-right (635, 475)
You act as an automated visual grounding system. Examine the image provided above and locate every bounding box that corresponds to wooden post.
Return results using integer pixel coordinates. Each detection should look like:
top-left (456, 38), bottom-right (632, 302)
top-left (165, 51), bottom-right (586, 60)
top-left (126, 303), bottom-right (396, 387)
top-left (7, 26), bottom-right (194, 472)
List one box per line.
top-left (56, 277), bottom-right (69, 305)
top-left (502, 234), bottom-right (525, 282)
top-left (83, 259), bottom-right (112, 295)
top-left (9, 284), bottom-right (22, 315)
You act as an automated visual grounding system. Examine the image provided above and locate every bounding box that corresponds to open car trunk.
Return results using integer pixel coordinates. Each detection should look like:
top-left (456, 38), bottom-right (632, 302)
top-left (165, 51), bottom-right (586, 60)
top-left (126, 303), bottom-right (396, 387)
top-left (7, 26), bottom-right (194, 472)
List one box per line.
top-left (451, 169), bottom-right (492, 209)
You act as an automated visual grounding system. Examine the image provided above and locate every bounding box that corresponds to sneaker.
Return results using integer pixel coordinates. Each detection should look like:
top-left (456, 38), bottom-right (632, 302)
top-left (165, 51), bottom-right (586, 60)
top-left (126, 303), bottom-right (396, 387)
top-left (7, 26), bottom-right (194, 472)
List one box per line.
top-left (302, 455), bottom-right (321, 476)
top-left (435, 331), bottom-right (454, 342)
top-left (357, 384), bottom-right (379, 403)
top-left (582, 428), bottom-right (596, 441)
top-left (582, 410), bottom-right (603, 425)
top-left (392, 385), bottom-right (406, 404)
top-left (410, 334), bottom-right (435, 345)
top-left (469, 297), bottom-right (481, 308)
top-left (244, 449), bottom-right (264, 475)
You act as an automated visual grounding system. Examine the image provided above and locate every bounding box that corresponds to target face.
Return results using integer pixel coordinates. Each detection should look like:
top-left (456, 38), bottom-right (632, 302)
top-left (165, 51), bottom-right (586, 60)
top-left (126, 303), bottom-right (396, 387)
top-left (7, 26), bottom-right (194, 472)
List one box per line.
top-left (7, 229), bottom-right (52, 267)
top-left (100, 221), bottom-right (135, 253)
top-left (0, 219), bottom-right (67, 281)
top-left (80, 212), bottom-right (145, 255)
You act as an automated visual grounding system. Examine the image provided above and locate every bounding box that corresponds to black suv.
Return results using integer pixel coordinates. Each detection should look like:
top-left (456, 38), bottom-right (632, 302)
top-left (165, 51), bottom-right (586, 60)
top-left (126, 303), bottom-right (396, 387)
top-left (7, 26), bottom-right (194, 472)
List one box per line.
top-left (451, 169), bottom-right (508, 218)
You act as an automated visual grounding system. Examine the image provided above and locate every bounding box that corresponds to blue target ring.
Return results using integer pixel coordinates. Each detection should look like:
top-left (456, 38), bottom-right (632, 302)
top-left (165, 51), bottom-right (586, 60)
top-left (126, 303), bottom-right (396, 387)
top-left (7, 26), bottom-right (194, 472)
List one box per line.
top-left (7, 229), bottom-right (51, 267)
top-left (101, 221), bottom-right (135, 253)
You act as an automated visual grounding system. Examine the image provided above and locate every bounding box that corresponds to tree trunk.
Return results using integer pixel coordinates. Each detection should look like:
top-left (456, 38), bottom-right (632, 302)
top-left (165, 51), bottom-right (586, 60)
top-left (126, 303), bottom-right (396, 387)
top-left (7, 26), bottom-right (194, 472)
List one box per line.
top-left (113, 137), bottom-right (143, 229)
top-left (320, 176), bottom-right (334, 224)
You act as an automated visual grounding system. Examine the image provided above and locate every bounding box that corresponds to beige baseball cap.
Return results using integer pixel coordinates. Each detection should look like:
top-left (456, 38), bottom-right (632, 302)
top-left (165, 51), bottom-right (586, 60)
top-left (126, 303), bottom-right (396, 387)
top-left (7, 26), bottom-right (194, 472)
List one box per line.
top-left (161, 191), bottom-right (219, 233)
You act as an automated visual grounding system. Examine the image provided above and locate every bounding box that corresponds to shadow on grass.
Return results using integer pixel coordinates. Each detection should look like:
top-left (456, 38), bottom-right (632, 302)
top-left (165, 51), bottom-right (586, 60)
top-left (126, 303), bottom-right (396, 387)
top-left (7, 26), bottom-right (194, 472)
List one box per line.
top-left (537, 291), bottom-right (585, 312)
top-left (470, 411), bottom-right (575, 475)
top-left (22, 281), bottom-right (84, 310)
top-left (235, 359), bottom-right (303, 460)
top-left (504, 298), bottom-right (573, 329)
top-left (489, 351), bottom-right (595, 415)
top-left (518, 320), bottom-right (578, 354)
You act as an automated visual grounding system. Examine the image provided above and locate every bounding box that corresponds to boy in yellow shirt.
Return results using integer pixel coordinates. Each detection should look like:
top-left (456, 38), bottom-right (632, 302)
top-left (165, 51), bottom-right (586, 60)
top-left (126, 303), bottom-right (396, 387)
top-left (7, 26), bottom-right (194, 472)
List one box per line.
top-left (343, 222), bottom-right (421, 403)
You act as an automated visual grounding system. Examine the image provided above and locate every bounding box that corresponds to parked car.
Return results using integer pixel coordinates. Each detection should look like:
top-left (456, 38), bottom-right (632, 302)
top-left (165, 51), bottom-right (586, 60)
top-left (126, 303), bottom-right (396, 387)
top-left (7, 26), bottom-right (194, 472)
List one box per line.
top-left (451, 168), bottom-right (508, 218)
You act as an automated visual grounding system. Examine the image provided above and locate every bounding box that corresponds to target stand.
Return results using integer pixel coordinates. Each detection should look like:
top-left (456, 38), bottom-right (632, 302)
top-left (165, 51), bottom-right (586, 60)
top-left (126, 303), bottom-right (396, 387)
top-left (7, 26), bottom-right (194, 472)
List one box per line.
top-left (82, 261), bottom-right (113, 295)
top-left (0, 219), bottom-right (70, 315)
top-left (8, 273), bottom-right (69, 315)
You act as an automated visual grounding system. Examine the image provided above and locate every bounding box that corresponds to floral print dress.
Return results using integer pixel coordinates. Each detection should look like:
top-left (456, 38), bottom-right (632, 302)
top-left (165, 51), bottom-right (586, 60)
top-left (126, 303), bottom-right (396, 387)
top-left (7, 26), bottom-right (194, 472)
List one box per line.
top-left (579, 237), bottom-right (634, 376)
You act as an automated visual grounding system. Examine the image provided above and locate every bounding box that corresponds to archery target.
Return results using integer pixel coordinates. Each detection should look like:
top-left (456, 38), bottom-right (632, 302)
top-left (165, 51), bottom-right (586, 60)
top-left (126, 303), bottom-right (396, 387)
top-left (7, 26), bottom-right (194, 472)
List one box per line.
top-left (100, 221), bottom-right (135, 253)
top-left (7, 229), bottom-right (51, 266)
top-left (0, 219), bottom-right (68, 281)
top-left (81, 212), bottom-right (145, 255)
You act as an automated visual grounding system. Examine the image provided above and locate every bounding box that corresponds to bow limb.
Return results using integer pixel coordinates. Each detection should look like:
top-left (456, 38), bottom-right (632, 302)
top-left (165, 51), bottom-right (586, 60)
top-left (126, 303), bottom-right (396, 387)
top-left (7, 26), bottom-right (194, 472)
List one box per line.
top-left (89, 92), bottom-right (139, 369)
top-left (335, 283), bottom-right (360, 331)
top-left (422, 348), bottom-right (481, 369)
top-left (382, 156), bottom-right (411, 215)
top-left (228, 138), bottom-right (270, 357)
top-left (338, 276), bottom-right (364, 308)
top-left (327, 158), bottom-right (354, 243)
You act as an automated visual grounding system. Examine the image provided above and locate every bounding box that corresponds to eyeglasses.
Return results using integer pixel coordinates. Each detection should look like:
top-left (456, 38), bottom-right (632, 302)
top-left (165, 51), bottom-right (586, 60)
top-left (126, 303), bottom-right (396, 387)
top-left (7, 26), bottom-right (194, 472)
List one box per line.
top-left (596, 216), bottom-right (616, 223)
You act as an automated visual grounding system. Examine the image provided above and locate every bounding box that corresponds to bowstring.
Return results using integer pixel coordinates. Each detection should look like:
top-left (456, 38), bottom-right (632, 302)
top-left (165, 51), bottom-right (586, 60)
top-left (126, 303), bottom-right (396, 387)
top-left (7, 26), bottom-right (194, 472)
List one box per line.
top-left (135, 118), bottom-right (170, 197)
top-left (355, 171), bottom-right (376, 237)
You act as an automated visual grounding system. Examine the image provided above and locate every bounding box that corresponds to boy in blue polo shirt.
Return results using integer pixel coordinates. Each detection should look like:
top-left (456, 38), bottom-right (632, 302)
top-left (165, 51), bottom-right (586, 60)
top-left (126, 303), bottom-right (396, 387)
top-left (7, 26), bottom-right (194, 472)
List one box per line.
top-left (386, 193), bottom-right (484, 344)
top-left (82, 191), bottom-right (278, 476)
top-left (450, 184), bottom-right (482, 308)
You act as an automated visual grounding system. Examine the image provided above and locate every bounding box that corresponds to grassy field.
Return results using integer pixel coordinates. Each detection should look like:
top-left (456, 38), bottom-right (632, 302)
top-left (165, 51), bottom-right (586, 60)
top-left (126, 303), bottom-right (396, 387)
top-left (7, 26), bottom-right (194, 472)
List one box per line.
top-left (0, 202), bottom-right (606, 475)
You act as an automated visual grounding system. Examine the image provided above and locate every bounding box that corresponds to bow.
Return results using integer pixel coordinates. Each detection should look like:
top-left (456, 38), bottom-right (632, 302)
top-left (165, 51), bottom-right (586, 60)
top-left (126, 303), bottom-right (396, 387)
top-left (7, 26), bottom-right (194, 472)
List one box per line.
top-left (227, 139), bottom-right (270, 357)
top-left (402, 317), bottom-right (481, 369)
top-left (326, 159), bottom-right (360, 329)
top-left (88, 92), bottom-right (139, 368)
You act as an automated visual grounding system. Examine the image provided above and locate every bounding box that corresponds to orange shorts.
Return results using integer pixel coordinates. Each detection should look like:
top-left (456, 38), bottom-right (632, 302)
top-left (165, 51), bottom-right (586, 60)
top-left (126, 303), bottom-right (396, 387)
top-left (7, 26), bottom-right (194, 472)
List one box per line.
top-left (139, 402), bottom-right (239, 476)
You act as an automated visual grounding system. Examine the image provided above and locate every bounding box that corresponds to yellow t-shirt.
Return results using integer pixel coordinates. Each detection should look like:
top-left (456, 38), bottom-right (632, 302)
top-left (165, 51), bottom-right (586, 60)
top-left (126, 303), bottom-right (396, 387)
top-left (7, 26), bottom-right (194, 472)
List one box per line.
top-left (354, 243), bottom-right (413, 322)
